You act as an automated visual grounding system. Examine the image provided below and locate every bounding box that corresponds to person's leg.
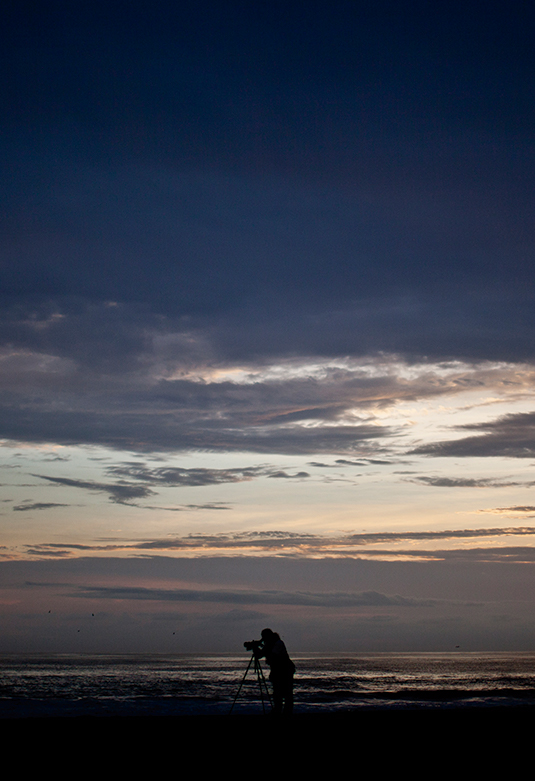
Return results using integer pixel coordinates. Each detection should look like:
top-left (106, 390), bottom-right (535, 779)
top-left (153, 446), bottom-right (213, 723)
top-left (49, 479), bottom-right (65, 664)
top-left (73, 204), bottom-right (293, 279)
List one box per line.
top-left (272, 679), bottom-right (283, 715)
top-left (282, 675), bottom-right (294, 715)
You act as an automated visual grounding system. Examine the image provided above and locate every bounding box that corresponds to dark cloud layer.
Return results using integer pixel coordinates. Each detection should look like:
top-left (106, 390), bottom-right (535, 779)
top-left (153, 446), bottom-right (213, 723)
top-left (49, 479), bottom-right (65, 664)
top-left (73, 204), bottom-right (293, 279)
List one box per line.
top-left (1, 352), bottom-right (528, 455)
top-left (3, 554), bottom-right (535, 651)
top-left (0, 2), bottom-right (534, 459)
top-left (1, 1), bottom-right (534, 375)
top-left (72, 584), bottom-right (439, 608)
top-left (0, 399), bottom-right (392, 456)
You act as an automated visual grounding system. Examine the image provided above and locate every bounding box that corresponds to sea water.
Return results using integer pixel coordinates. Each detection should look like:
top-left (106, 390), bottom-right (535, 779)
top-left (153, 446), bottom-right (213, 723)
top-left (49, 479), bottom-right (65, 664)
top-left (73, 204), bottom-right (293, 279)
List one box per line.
top-left (1, 652), bottom-right (535, 718)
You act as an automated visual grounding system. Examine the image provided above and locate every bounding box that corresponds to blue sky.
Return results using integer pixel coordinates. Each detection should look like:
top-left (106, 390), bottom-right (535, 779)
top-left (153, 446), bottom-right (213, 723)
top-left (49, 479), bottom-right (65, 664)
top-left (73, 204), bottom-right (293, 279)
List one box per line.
top-left (1, 1), bottom-right (535, 652)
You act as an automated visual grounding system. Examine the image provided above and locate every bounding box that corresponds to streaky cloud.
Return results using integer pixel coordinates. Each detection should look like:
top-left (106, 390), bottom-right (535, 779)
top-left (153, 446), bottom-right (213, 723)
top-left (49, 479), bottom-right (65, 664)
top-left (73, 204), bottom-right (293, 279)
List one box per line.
top-left (409, 476), bottom-right (535, 489)
top-left (26, 526), bottom-right (535, 560)
top-left (411, 410), bottom-right (535, 458)
top-left (479, 506), bottom-right (535, 515)
top-left (105, 463), bottom-right (309, 485)
top-left (13, 502), bottom-right (70, 512)
top-left (71, 584), bottom-right (442, 608)
top-left (32, 474), bottom-right (155, 504)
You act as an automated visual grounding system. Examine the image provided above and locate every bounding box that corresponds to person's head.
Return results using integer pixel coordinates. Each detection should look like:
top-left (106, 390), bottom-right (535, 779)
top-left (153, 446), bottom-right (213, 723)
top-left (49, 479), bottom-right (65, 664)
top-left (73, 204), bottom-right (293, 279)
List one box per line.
top-left (261, 628), bottom-right (279, 645)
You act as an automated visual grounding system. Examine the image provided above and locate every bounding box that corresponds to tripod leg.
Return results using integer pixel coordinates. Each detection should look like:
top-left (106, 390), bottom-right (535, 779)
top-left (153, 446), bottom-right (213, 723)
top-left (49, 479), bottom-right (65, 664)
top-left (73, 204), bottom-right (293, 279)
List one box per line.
top-left (230, 653), bottom-right (273, 714)
top-left (254, 656), bottom-right (273, 713)
top-left (229, 654), bottom-right (255, 713)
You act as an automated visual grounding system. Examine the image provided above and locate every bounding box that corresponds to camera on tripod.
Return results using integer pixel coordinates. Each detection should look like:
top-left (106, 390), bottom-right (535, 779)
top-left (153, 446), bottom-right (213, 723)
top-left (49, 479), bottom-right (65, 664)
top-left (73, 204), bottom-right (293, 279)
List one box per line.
top-left (244, 638), bottom-right (263, 654)
top-left (231, 638), bottom-right (272, 714)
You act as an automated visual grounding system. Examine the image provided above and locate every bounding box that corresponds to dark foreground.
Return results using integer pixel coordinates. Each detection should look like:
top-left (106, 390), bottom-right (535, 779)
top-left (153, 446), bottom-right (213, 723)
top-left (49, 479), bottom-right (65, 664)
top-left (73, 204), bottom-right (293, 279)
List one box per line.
top-left (3, 708), bottom-right (534, 768)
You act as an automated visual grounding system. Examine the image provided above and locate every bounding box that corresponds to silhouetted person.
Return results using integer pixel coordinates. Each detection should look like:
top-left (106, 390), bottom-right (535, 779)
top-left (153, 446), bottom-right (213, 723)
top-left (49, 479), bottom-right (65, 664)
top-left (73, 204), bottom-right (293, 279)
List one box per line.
top-left (257, 628), bottom-right (295, 716)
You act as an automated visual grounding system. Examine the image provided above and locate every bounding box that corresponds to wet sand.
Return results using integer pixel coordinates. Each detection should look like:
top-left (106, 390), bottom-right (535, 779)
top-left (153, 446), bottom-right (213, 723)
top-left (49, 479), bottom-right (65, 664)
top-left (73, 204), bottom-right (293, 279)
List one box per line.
top-left (3, 706), bottom-right (534, 767)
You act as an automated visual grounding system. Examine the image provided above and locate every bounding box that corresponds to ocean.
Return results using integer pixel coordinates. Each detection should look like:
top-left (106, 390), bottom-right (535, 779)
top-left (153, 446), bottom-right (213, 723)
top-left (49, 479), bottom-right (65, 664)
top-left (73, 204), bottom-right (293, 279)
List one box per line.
top-left (2, 651), bottom-right (535, 719)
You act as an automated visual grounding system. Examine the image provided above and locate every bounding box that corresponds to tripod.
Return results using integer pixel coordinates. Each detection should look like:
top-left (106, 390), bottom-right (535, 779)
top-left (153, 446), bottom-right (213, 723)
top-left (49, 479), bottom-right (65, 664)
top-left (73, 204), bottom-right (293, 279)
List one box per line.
top-left (230, 652), bottom-right (273, 714)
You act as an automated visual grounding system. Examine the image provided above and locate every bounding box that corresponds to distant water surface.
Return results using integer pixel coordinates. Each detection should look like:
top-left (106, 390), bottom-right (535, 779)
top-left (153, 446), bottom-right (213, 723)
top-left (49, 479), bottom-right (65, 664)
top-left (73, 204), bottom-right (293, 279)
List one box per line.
top-left (1, 652), bottom-right (535, 718)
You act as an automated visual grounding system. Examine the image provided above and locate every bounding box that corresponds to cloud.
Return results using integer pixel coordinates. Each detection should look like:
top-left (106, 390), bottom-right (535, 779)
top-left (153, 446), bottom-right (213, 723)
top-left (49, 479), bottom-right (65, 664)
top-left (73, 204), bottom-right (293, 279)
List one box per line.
top-left (343, 528), bottom-right (535, 544)
top-left (1, 350), bottom-right (533, 457)
top-left (336, 458), bottom-right (393, 466)
top-left (411, 411), bottom-right (535, 458)
top-left (32, 475), bottom-right (155, 505)
top-left (2, 4), bottom-right (535, 392)
top-left (25, 526), bottom-right (535, 560)
top-left (0, 406), bottom-right (390, 456)
top-left (479, 506), bottom-right (535, 516)
top-left (104, 463), bottom-right (309, 486)
top-left (4, 550), bottom-right (535, 652)
top-left (408, 476), bottom-right (535, 488)
top-left (28, 464), bottom-right (313, 509)
top-left (361, 547), bottom-right (535, 563)
top-left (266, 471), bottom-right (310, 479)
top-left (71, 584), bottom-right (442, 608)
top-left (13, 502), bottom-right (70, 512)
top-left (24, 548), bottom-right (73, 558)
top-left (144, 503), bottom-right (233, 512)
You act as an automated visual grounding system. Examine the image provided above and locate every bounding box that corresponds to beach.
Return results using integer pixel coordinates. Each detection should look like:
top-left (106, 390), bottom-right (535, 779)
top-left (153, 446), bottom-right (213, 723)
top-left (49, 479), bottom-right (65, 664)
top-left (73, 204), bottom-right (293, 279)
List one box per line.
top-left (2, 650), bottom-right (535, 769)
top-left (3, 708), bottom-right (533, 772)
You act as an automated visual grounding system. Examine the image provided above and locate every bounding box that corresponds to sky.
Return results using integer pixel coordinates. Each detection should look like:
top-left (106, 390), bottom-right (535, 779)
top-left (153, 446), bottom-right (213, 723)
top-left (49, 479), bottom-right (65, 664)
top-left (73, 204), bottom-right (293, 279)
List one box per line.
top-left (1, 0), bottom-right (535, 653)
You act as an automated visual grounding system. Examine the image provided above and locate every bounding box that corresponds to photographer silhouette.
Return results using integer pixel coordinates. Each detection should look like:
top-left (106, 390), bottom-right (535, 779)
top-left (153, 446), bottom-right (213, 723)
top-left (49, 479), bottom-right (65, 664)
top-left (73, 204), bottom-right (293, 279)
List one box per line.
top-left (256, 628), bottom-right (295, 716)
